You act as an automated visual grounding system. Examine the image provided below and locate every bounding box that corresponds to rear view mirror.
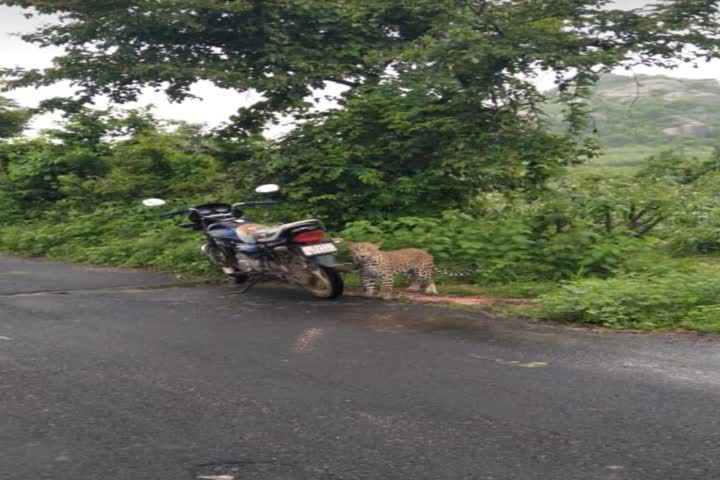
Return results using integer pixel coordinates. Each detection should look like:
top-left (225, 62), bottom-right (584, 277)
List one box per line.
top-left (255, 184), bottom-right (280, 194)
top-left (142, 198), bottom-right (167, 207)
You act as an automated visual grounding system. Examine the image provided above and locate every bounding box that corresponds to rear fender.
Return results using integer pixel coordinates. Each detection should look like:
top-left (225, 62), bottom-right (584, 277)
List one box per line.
top-left (307, 254), bottom-right (339, 268)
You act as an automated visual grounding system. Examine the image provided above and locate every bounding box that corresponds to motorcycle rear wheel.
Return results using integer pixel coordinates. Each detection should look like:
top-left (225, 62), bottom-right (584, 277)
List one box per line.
top-left (305, 266), bottom-right (344, 299)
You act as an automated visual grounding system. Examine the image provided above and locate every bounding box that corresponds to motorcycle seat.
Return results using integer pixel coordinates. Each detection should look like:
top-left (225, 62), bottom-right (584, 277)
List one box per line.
top-left (235, 219), bottom-right (324, 244)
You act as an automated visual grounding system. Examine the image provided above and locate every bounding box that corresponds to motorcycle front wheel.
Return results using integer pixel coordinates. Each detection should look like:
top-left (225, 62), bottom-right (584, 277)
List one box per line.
top-left (304, 265), bottom-right (344, 299)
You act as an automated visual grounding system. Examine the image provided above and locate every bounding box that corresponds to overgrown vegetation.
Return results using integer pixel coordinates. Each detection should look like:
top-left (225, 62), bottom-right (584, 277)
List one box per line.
top-left (530, 149), bottom-right (720, 332)
top-left (0, 107), bottom-right (277, 274)
top-left (2, 0), bottom-right (720, 332)
top-left (540, 267), bottom-right (720, 332)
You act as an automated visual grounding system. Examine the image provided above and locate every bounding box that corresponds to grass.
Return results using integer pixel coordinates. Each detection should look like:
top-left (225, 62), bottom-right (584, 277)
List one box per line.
top-left (434, 281), bottom-right (557, 298)
top-left (342, 270), bottom-right (554, 299)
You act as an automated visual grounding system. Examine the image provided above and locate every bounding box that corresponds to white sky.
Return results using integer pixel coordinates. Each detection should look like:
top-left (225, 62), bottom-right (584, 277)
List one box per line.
top-left (1, 1), bottom-right (719, 134)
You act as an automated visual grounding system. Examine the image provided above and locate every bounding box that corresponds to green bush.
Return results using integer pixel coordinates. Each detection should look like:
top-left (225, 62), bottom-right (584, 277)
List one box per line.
top-left (665, 209), bottom-right (720, 255)
top-left (0, 205), bottom-right (218, 276)
top-left (650, 170), bottom-right (720, 255)
top-left (539, 267), bottom-right (720, 331)
top-left (340, 209), bottom-right (651, 283)
top-left (681, 305), bottom-right (720, 333)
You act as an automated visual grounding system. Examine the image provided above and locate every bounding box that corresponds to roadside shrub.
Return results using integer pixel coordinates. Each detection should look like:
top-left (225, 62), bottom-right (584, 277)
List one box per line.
top-left (681, 305), bottom-right (720, 333)
top-left (633, 151), bottom-right (720, 255)
top-left (540, 267), bottom-right (720, 331)
top-left (0, 205), bottom-right (217, 276)
top-left (340, 210), bottom-right (651, 283)
top-left (660, 172), bottom-right (720, 255)
top-left (665, 208), bottom-right (720, 255)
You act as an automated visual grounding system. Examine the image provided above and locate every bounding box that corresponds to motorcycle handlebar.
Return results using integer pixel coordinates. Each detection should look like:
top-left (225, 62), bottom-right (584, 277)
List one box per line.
top-left (158, 200), bottom-right (274, 220)
top-left (159, 208), bottom-right (188, 219)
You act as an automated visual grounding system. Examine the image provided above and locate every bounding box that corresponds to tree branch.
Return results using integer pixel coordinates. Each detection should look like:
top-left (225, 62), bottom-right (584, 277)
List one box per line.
top-left (634, 216), bottom-right (664, 238)
top-left (324, 77), bottom-right (361, 88)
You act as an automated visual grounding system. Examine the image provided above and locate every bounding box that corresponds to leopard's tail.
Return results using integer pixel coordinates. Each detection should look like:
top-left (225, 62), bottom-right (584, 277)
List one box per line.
top-left (434, 263), bottom-right (480, 277)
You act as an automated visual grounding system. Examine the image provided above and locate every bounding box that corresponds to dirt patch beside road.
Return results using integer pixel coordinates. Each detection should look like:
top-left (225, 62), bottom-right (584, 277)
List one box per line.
top-left (346, 288), bottom-right (537, 309)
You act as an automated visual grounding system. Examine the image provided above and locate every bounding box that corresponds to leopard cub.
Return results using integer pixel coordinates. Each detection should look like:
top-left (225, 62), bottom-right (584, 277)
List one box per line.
top-left (345, 242), bottom-right (439, 298)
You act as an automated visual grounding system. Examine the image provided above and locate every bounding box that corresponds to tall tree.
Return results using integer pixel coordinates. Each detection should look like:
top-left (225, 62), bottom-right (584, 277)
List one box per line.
top-left (265, 81), bottom-right (586, 224)
top-left (1, 1), bottom-right (718, 133)
top-left (2, 1), bottom-right (718, 222)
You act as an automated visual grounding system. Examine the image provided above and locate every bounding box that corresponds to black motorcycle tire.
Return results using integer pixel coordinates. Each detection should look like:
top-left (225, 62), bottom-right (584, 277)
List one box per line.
top-left (307, 266), bottom-right (344, 299)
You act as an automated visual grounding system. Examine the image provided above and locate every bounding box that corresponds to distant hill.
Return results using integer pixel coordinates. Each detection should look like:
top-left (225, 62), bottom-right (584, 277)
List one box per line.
top-left (545, 74), bottom-right (720, 150)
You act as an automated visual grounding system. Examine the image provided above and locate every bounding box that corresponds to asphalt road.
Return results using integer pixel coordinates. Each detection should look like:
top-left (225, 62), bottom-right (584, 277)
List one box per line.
top-left (1, 254), bottom-right (719, 480)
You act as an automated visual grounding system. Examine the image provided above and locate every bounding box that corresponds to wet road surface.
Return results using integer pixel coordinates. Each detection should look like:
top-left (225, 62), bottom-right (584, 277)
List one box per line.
top-left (1, 254), bottom-right (719, 479)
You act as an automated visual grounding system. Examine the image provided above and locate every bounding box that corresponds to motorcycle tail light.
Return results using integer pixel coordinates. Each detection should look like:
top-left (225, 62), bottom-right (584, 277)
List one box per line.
top-left (292, 229), bottom-right (325, 243)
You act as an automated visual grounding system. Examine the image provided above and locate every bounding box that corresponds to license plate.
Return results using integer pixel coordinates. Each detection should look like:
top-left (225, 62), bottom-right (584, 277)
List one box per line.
top-left (300, 242), bottom-right (338, 256)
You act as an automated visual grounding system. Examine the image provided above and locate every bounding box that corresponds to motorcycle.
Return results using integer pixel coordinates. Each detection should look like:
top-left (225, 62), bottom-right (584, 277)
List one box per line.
top-left (143, 184), bottom-right (344, 299)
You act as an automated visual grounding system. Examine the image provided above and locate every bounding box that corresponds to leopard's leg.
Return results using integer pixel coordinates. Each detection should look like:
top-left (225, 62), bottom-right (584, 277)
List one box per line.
top-left (406, 282), bottom-right (422, 292)
top-left (359, 271), bottom-right (376, 296)
top-left (424, 280), bottom-right (439, 295)
top-left (419, 268), bottom-right (439, 295)
top-left (402, 269), bottom-right (422, 292)
top-left (379, 272), bottom-right (395, 299)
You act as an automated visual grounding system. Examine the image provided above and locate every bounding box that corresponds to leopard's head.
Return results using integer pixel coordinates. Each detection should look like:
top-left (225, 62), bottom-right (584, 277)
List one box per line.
top-left (346, 242), bottom-right (382, 264)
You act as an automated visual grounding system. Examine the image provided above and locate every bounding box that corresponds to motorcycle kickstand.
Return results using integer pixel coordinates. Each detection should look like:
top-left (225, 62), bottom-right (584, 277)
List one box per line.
top-left (235, 275), bottom-right (263, 294)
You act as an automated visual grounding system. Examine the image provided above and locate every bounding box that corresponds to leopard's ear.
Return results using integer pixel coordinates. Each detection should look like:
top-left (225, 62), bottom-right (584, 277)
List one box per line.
top-left (375, 241), bottom-right (383, 248)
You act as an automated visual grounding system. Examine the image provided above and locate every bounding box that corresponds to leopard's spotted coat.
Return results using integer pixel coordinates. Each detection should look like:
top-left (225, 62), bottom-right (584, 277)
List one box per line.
top-left (346, 242), bottom-right (440, 298)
